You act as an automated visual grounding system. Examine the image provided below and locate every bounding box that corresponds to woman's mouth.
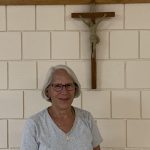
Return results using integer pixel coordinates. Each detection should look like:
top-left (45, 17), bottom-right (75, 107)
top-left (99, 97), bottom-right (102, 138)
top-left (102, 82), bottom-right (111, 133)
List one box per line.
top-left (59, 97), bottom-right (70, 101)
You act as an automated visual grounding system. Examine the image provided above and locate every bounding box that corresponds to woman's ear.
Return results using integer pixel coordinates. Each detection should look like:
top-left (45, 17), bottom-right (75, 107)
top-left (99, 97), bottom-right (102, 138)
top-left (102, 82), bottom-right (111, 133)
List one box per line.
top-left (74, 84), bottom-right (78, 98)
top-left (45, 87), bottom-right (52, 102)
top-left (45, 88), bottom-right (49, 98)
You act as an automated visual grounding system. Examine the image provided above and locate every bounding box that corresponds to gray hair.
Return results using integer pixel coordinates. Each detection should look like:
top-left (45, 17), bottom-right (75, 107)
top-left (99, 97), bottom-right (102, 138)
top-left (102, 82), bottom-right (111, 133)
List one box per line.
top-left (42, 65), bottom-right (81, 102)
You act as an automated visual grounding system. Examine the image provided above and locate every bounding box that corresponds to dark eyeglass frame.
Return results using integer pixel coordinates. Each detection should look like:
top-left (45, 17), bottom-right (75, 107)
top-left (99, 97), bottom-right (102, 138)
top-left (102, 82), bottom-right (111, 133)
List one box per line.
top-left (50, 83), bottom-right (76, 92)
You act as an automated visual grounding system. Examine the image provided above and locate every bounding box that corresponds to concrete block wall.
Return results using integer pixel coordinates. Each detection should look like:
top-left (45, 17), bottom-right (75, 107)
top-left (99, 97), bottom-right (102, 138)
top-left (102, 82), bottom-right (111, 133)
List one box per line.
top-left (0, 3), bottom-right (150, 150)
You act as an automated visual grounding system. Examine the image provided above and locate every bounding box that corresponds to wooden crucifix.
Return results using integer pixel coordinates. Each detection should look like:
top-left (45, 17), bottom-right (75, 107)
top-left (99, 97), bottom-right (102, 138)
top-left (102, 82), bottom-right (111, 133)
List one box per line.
top-left (72, 3), bottom-right (115, 89)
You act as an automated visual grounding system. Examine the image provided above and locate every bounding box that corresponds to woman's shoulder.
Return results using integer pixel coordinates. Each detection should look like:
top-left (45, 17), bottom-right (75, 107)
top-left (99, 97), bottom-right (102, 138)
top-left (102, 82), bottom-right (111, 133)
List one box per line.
top-left (22, 108), bottom-right (49, 139)
top-left (74, 107), bottom-right (93, 120)
top-left (74, 107), bottom-right (95, 129)
top-left (26, 108), bottom-right (48, 125)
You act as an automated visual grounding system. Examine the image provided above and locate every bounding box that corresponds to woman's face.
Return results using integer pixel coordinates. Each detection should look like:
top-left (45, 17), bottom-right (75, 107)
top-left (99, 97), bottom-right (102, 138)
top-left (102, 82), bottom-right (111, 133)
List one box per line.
top-left (47, 69), bottom-right (76, 110)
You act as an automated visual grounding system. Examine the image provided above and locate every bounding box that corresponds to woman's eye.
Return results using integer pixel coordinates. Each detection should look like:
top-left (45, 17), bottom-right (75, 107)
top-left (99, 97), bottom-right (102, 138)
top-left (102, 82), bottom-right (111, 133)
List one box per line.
top-left (55, 84), bottom-right (62, 88)
top-left (66, 84), bottom-right (71, 87)
top-left (67, 83), bottom-right (74, 88)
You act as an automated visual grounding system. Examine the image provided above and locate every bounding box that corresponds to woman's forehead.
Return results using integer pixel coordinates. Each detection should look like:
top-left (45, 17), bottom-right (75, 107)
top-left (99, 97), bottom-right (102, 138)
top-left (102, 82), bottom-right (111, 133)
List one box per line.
top-left (53, 69), bottom-right (68, 76)
top-left (52, 69), bottom-right (73, 81)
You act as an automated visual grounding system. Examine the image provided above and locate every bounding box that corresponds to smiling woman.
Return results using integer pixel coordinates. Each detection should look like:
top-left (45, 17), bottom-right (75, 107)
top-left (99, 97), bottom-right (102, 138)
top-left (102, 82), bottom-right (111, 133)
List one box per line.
top-left (21, 65), bottom-right (103, 150)
top-left (0, 0), bottom-right (150, 5)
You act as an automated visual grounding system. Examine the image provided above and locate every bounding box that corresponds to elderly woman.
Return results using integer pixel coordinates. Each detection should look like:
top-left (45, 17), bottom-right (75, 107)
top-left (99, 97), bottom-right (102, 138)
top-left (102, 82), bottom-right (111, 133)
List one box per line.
top-left (21, 65), bottom-right (103, 150)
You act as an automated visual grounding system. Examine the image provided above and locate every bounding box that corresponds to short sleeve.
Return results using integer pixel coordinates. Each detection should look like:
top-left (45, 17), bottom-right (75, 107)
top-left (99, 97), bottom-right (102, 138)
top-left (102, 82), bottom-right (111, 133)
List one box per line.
top-left (88, 113), bottom-right (103, 148)
top-left (21, 119), bottom-right (39, 150)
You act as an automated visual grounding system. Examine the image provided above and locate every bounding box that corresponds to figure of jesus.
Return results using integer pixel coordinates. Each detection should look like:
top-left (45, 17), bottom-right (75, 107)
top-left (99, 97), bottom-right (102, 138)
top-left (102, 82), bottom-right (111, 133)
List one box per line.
top-left (80, 14), bottom-right (106, 58)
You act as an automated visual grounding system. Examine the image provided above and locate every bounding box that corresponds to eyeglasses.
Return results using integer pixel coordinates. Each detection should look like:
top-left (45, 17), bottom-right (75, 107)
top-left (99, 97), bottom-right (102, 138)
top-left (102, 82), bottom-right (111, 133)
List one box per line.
top-left (50, 83), bottom-right (76, 92)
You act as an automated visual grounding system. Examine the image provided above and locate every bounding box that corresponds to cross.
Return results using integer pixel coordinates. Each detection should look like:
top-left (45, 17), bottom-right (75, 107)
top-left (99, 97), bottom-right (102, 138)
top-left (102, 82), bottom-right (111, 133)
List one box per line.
top-left (71, 2), bottom-right (115, 89)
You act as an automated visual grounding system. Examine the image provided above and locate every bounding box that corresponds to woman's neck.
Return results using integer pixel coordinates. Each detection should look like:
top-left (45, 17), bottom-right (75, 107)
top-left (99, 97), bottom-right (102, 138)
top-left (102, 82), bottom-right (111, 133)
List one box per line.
top-left (48, 106), bottom-right (74, 119)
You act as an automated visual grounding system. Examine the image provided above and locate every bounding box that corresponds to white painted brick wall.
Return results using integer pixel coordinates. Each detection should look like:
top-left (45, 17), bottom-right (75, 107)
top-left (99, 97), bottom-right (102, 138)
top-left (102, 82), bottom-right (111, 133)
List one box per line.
top-left (125, 4), bottom-right (150, 29)
top-left (127, 120), bottom-right (150, 147)
top-left (98, 120), bottom-right (126, 147)
top-left (0, 32), bottom-right (21, 60)
top-left (0, 6), bottom-right (6, 31)
top-left (22, 32), bottom-right (50, 59)
top-left (36, 5), bottom-right (64, 30)
top-left (82, 91), bottom-right (110, 118)
top-left (0, 120), bottom-right (7, 148)
top-left (0, 62), bottom-right (7, 89)
top-left (67, 61), bottom-right (91, 88)
top-left (0, 91), bottom-right (23, 118)
top-left (7, 6), bottom-right (35, 31)
top-left (97, 61), bottom-right (124, 88)
top-left (8, 120), bottom-right (25, 148)
top-left (0, 3), bottom-right (150, 149)
top-left (51, 31), bottom-right (79, 59)
top-left (141, 91), bottom-right (150, 118)
top-left (112, 91), bottom-right (140, 118)
top-left (140, 31), bottom-right (150, 58)
top-left (9, 61), bottom-right (36, 89)
top-left (110, 31), bottom-right (139, 59)
top-left (24, 90), bottom-right (49, 118)
top-left (126, 61), bottom-right (150, 88)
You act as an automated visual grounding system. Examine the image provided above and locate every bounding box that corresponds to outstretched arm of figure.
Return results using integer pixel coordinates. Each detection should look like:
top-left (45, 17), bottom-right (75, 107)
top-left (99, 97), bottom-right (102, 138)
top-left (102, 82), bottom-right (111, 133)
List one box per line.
top-left (79, 15), bottom-right (90, 26)
top-left (95, 13), bottom-right (107, 28)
